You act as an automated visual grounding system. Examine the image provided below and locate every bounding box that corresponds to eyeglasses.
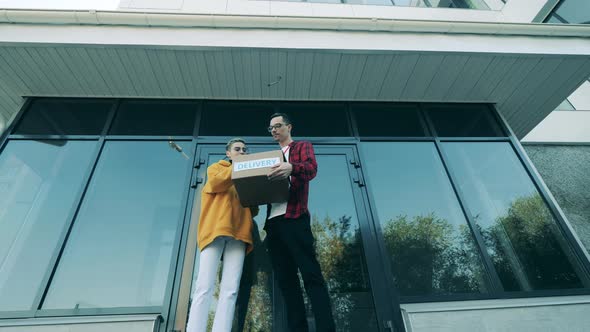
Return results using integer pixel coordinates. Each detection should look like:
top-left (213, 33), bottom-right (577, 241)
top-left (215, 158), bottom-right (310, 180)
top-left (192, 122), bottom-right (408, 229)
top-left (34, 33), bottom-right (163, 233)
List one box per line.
top-left (267, 123), bottom-right (288, 133)
top-left (232, 146), bottom-right (248, 153)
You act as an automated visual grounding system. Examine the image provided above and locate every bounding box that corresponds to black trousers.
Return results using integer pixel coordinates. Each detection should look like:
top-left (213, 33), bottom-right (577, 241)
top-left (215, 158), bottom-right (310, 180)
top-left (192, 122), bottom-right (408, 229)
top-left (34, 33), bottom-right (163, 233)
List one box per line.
top-left (265, 213), bottom-right (335, 332)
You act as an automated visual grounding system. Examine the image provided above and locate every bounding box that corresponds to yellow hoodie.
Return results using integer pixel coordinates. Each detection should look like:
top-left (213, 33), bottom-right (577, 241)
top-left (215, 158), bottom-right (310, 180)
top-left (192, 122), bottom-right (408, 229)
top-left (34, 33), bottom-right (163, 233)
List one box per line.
top-left (198, 160), bottom-right (257, 254)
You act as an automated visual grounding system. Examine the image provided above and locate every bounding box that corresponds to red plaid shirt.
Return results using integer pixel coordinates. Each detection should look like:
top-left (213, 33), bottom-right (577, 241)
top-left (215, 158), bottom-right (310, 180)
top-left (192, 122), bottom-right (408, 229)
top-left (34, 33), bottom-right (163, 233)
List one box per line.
top-left (284, 140), bottom-right (317, 219)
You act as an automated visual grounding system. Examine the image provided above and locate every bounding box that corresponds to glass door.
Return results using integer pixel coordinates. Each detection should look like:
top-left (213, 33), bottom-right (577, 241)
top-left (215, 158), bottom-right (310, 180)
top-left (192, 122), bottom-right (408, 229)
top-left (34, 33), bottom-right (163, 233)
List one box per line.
top-left (171, 143), bottom-right (401, 332)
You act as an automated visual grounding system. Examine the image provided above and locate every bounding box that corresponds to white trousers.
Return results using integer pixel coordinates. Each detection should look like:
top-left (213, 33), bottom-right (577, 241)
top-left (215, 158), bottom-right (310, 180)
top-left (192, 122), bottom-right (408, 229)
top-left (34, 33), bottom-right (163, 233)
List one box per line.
top-left (186, 236), bottom-right (246, 332)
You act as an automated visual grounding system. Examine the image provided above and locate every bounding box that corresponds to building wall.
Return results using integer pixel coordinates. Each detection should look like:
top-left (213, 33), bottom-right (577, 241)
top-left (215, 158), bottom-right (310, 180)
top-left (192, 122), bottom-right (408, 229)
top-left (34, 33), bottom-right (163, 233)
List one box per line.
top-left (401, 296), bottom-right (590, 332)
top-left (522, 111), bottom-right (590, 142)
top-left (568, 81), bottom-right (590, 110)
top-left (524, 144), bottom-right (590, 253)
top-left (0, 315), bottom-right (159, 332)
top-left (117, 0), bottom-right (541, 23)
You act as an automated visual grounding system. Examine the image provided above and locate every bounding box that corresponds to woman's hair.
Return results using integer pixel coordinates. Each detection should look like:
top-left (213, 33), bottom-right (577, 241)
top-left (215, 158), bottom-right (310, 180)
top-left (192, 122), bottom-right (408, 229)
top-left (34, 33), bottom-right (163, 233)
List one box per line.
top-left (226, 137), bottom-right (246, 151)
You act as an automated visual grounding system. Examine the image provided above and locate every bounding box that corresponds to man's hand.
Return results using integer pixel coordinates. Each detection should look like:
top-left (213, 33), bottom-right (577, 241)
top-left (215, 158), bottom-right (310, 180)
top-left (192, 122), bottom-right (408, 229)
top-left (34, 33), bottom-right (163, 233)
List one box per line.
top-left (268, 162), bottom-right (293, 181)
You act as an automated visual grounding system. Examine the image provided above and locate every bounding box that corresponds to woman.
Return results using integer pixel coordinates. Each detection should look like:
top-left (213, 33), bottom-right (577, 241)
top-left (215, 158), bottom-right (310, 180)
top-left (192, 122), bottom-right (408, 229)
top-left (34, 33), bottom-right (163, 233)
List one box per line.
top-left (186, 138), bottom-right (257, 332)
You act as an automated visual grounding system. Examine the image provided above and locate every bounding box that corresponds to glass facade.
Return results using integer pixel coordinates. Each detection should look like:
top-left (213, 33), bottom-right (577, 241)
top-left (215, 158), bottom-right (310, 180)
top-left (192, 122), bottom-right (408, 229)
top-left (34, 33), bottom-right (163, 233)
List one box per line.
top-left (279, 0), bottom-right (491, 10)
top-left (14, 99), bottom-right (112, 136)
top-left (362, 142), bottom-right (488, 296)
top-left (0, 140), bottom-right (96, 311)
top-left (0, 99), bottom-right (588, 331)
top-left (43, 141), bottom-right (192, 309)
top-left (544, 0), bottom-right (590, 24)
top-left (442, 142), bottom-right (584, 291)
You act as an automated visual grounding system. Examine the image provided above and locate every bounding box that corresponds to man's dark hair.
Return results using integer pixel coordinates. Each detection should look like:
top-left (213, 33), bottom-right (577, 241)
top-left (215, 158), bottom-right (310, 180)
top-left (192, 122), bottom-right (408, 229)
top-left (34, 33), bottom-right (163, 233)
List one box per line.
top-left (270, 112), bottom-right (291, 125)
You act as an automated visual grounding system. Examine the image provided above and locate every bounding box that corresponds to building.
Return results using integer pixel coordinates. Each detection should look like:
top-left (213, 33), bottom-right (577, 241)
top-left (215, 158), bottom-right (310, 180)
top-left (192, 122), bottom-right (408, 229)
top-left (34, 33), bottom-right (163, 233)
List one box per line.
top-left (0, 0), bottom-right (589, 331)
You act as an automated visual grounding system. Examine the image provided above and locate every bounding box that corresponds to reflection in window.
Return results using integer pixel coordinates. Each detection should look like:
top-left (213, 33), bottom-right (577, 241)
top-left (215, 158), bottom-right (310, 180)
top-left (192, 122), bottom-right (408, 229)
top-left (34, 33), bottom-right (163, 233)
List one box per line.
top-left (14, 99), bottom-right (112, 135)
top-left (442, 142), bottom-right (585, 291)
top-left (109, 101), bottom-right (196, 136)
top-left (279, 0), bottom-right (490, 9)
top-left (200, 102), bottom-right (275, 137)
top-left (0, 140), bottom-right (96, 311)
top-left (187, 152), bottom-right (274, 332)
top-left (279, 103), bottom-right (350, 137)
top-left (544, 0), bottom-right (590, 24)
top-left (425, 104), bottom-right (505, 137)
top-left (362, 142), bottom-right (489, 296)
top-left (352, 104), bottom-right (426, 137)
top-left (42, 141), bottom-right (192, 309)
top-left (307, 154), bottom-right (378, 331)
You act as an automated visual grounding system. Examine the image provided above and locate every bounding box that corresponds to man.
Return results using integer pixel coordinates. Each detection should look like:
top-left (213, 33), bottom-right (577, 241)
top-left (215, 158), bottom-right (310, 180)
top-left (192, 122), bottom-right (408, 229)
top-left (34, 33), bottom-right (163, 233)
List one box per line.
top-left (266, 112), bottom-right (335, 332)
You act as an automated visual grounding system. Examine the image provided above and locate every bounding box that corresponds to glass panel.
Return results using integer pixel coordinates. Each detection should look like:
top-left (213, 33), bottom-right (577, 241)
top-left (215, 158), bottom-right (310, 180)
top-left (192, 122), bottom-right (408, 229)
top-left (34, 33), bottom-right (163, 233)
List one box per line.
top-left (14, 99), bottom-right (112, 135)
top-left (362, 142), bottom-right (489, 296)
top-left (306, 154), bottom-right (378, 331)
top-left (346, 0), bottom-right (393, 4)
top-left (425, 104), bottom-right (505, 137)
top-left (186, 151), bottom-right (274, 331)
top-left (200, 102), bottom-right (275, 137)
top-left (191, 149), bottom-right (378, 330)
top-left (282, 0), bottom-right (491, 9)
top-left (545, 15), bottom-right (563, 23)
top-left (549, 0), bottom-right (590, 24)
top-left (42, 141), bottom-right (192, 309)
top-left (442, 142), bottom-right (585, 291)
top-left (352, 104), bottom-right (426, 137)
top-left (279, 103), bottom-right (350, 137)
top-left (0, 140), bottom-right (96, 311)
top-left (109, 101), bottom-right (196, 136)
top-left (200, 102), bottom-right (351, 137)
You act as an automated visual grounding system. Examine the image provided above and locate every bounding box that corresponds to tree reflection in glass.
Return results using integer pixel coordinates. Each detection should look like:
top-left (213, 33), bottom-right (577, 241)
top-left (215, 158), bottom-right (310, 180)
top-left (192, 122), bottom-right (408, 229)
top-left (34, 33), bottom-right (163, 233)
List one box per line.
top-left (442, 142), bottom-right (585, 291)
top-left (362, 142), bottom-right (489, 297)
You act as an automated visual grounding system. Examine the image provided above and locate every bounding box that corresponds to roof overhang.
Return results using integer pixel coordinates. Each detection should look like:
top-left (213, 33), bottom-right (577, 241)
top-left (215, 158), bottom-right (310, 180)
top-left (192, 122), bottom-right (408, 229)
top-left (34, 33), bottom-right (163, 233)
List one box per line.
top-left (0, 9), bottom-right (589, 138)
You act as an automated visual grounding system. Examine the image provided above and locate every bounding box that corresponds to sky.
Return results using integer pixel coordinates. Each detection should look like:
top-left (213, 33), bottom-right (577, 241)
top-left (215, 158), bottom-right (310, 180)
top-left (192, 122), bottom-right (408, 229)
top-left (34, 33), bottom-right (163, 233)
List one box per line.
top-left (0, 0), bottom-right (119, 10)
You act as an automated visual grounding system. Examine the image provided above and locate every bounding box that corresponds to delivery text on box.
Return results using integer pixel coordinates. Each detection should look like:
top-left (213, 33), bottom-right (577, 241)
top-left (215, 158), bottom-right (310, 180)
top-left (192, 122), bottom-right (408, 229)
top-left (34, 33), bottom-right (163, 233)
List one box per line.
top-left (234, 157), bottom-right (280, 172)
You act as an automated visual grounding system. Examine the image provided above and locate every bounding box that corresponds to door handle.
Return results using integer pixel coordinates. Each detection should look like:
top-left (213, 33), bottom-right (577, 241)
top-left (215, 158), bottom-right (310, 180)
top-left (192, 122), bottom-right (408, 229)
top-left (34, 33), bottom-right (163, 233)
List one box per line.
top-left (190, 177), bottom-right (203, 188)
top-left (194, 158), bottom-right (205, 169)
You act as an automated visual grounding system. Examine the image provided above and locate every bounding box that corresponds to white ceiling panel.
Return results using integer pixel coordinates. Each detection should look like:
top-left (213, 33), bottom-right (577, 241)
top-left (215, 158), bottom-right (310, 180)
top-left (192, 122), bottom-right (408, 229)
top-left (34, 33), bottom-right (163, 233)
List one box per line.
top-left (332, 54), bottom-right (367, 100)
top-left (260, 50), bottom-right (287, 100)
top-left (173, 50), bottom-right (198, 97)
top-left (402, 54), bottom-right (445, 101)
top-left (510, 58), bottom-right (590, 136)
top-left (7, 47), bottom-right (57, 95)
top-left (378, 54), bottom-right (419, 100)
top-left (423, 54), bottom-right (470, 101)
top-left (55, 48), bottom-right (92, 96)
top-left (188, 51), bottom-right (214, 97)
top-left (468, 56), bottom-right (517, 101)
top-left (285, 51), bottom-right (314, 100)
top-left (0, 49), bottom-right (32, 95)
top-left (444, 55), bottom-right (494, 101)
top-left (0, 45), bottom-right (588, 139)
top-left (355, 54), bottom-right (394, 100)
top-left (309, 53), bottom-right (341, 99)
top-left (499, 58), bottom-right (564, 117)
top-left (487, 57), bottom-right (541, 105)
top-left (73, 48), bottom-right (111, 96)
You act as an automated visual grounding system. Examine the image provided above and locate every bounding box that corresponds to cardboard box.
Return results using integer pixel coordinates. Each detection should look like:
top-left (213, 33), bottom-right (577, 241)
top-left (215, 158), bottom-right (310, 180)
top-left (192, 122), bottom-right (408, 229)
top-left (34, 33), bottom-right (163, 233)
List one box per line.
top-left (231, 150), bottom-right (290, 207)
